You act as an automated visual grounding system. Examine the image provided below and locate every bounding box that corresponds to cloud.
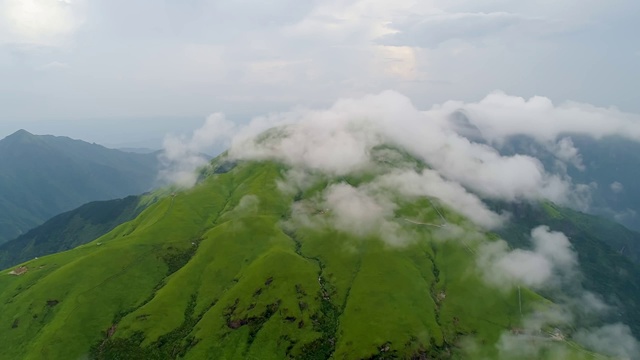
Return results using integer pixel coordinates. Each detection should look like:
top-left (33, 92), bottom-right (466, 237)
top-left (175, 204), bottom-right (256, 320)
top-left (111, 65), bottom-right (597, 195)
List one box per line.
top-left (229, 106), bottom-right (379, 176)
top-left (223, 194), bottom-right (260, 219)
top-left (282, 0), bottom-right (404, 43)
top-left (3, 0), bottom-right (639, 121)
top-left (531, 225), bottom-right (577, 271)
top-left (573, 324), bottom-right (640, 360)
top-left (611, 181), bottom-right (624, 193)
top-left (229, 90), bottom-right (580, 207)
top-left (477, 226), bottom-right (576, 289)
top-left (322, 183), bottom-right (398, 239)
top-left (276, 168), bottom-right (320, 196)
top-left (495, 310), bottom-right (639, 360)
top-left (495, 305), bottom-right (575, 359)
top-left (159, 113), bottom-right (235, 187)
top-left (437, 91), bottom-right (640, 143)
top-left (380, 11), bottom-right (544, 48)
top-left (474, 224), bottom-right (639, 357)
top-left (167, 88), bottom-right (640, 225)
top-left (552, 137), bottom-right (584, 170)
top-left (374, 169), bottom-right (506, 229)
top-left (473, 225), bottom-right (639, 358)
top-left (283, 179), bottom-right (410, 246)
top-left (374, 45), bottom-right (419, 80)
top-left (0, 0), bottom-right (85, 46)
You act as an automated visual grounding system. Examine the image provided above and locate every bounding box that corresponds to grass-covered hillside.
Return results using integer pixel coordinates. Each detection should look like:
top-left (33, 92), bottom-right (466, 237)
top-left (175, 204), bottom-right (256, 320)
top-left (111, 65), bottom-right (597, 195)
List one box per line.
top-left (0, 154), bottom-right (608, 360)
top-left (0, 129), bottom-right (160, 243)
top-left (495, 201), bottom-right (640, 338)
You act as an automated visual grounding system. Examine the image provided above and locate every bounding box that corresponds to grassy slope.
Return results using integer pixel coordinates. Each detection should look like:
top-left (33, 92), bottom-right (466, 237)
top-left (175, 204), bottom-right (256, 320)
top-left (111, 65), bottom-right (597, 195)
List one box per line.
top-left (494, 201), bottom-right (640, 338)
top-left (0, 160), bottom-right (598, 359)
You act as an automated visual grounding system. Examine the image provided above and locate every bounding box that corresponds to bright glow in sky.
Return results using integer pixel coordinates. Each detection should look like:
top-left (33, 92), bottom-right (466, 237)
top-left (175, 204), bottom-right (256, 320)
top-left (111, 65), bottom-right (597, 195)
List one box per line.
top-left (0, 0), bottom-right (638, 147)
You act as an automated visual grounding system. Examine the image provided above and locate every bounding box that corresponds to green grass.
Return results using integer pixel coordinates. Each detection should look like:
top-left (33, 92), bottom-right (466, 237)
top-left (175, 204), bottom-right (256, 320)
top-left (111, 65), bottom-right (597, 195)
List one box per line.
top-left (0, 158), bottom-right (609, 359)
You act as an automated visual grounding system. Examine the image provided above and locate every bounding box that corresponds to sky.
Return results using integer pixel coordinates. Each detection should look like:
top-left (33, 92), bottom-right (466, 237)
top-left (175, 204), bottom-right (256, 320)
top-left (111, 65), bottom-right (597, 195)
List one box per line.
top-left (0, 0), bottom-right (639, 148)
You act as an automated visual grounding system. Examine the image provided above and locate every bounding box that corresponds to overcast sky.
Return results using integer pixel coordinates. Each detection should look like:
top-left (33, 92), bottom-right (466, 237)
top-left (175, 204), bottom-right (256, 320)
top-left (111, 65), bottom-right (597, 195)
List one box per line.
top-left (0, 0), bottom-right (639, 147)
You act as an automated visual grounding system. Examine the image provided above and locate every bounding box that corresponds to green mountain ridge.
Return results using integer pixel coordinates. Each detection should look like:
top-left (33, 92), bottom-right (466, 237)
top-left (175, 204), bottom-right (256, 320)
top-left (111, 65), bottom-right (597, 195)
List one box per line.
top-left (0, 152), bottom-right (628, 359)
top-left (0, 129), bottom-right (160, 243)
top-left (495, 201), bottom-right (640, 337)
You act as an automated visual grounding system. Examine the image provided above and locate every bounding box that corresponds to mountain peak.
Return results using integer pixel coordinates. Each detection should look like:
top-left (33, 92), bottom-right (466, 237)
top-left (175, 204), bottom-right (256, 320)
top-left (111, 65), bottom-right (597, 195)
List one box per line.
top-left (7, 129), bottom-right (33, 137)
top-left (1, 129), bottom-right (36, 144)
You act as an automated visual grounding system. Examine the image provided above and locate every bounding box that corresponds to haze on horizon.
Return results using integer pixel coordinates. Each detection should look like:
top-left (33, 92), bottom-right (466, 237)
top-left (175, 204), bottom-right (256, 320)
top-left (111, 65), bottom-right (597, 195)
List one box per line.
top-left (0, 0), bottom-right (639, 147)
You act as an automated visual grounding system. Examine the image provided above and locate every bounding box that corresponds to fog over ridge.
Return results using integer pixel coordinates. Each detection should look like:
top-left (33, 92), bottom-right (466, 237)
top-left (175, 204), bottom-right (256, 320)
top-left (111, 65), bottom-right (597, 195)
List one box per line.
top-left (164, 89), bottom-right (640, 211)
top-left (157, 89), bottom-right (640, 358)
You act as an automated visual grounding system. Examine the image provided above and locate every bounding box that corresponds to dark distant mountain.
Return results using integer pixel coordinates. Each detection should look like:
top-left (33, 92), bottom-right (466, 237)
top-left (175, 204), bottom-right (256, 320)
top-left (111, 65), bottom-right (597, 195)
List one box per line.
top-left (118, 147), bottom-right (159, 154)
top-left (488, 134), bottom-right (640, 232)
top-left (0, 195), bottom-right (156, 270)
top-left (0, 129), bottom-right (160, 243)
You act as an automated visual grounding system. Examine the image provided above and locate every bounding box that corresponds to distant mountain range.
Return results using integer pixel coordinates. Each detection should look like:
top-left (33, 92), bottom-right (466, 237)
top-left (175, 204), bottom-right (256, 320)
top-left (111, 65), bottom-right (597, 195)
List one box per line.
top-left (0, 195), bottom-right (152, 270)
top-left (502, 135), bottom-right (640, 232)
top-left (451, 111), bottom-right (640, 232)
top-left (0, 129), bottom-right (160, 243)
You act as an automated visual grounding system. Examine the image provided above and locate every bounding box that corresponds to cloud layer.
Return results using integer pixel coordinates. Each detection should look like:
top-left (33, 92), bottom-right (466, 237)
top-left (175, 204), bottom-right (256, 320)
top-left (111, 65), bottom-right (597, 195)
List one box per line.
top-left (435, 91), bottom-right (640, 143)
top-left (228, 91), bottom-right (585, 206)
top-left (2, 0), bottom-right (639, 123)
top-left (164, 89), bottom-right (640, 218)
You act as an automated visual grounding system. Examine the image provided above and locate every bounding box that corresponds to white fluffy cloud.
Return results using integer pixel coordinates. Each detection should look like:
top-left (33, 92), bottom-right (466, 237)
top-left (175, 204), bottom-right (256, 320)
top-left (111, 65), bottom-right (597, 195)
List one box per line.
top-left (283, 179), bottom-right (410, 246)
top-left (0, 0), bottom-right (85, 46)
top-left (374, 169), bottom-right (505, 229)
top-left (435, 91), bottom-right (640, 143)
top-left (477, 226), bottom-right (576, 288)
top-left (162, 89), bottom-right (640, 222)
top-left (159, 113), bottom-right (236, 187)
top-left (322, 183), bottom-right (401, 241)
top-left (228, 91), bottom-right (580, 206)
top-left (552, 137), bottom-right (585, 170)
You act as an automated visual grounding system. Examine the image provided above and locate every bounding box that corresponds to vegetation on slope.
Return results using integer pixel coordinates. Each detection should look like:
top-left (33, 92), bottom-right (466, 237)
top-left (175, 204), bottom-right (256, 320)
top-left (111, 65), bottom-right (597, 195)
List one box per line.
top-left (0, 155), bottom-right (606, 359)
top-left (495, 201), bottom-right (640, 338)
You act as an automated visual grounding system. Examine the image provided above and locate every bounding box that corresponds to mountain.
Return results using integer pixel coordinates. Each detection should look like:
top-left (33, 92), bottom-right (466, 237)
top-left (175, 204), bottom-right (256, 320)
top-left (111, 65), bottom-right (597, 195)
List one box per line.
top-left (118, 147), bottom-right (159, 154)
top-left (497, 134), bottom-right (640, 232)
top-left (0, 151), bottom-right (634, 360)
top-left (0, 194), bottom-right (157, 270)
top-left (448, 110), bottom-right (640, 233)
top-left (0, 130), bottom-right (160, 243)
top-left (494, 201), bottom-right (640, 337)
